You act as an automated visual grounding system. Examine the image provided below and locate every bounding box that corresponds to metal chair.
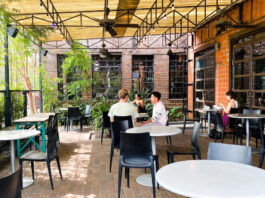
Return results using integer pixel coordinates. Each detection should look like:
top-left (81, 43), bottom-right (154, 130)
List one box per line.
top-left (19, 116), bottom-right (63, 190)
top-left (165, 111), bottom-right (172, 145)
top-left (0, 167), bottom-right (21, 198)
top-left (114, 115), bottom-right (134, 128)
top-left (207, 142), bottom-right (252, 165)
top-left (101, 111), bottom-right (111, 144)
top-left (67, 107), bottom-right (82, 132)
top-left (118, 132), bottom-right (156, 198)
top-left (183, 108), bottom-right (200, 135)
top-left (167, 121), bottom-right (201, 163)
top-left (83, 105), bottom-right (92, 126)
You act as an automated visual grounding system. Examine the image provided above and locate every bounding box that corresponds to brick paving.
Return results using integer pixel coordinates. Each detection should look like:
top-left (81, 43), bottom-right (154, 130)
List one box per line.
top-left (0, 125), bottom-right (264, 198)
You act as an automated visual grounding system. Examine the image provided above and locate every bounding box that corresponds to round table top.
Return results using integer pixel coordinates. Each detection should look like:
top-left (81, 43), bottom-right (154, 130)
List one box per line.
top-left (0, 129), bottom-right (40, 141)
top-left (229, 113), bottom-right (265, 119)
top-left (126, 125), bottom-right (181, 137)
top-left (156, 160), bottom-right (265, 198)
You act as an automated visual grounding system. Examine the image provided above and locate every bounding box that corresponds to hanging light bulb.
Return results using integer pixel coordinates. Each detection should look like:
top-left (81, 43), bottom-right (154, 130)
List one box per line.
top-left (40, 1), bottom-right (44, 9)
top-left (163, 14), bottom-right (167, 21)
top-left (153, 27), bottom-right (155, 32)
top-left (172, 3), bottom-right (175, 10)
top-left (56, 27), bottom-right (59, 33)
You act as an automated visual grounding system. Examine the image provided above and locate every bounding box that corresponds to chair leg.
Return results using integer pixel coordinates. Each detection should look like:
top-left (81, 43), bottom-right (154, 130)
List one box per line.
top-left (127, 167), bottom-right (130, 187)
top-left (101, 127), bottom-right (104, 145)
top-left (192, 154), bottom-right (196, 160)
top-left (19, 160), bottom-right (23, 189)
top-left (150, 165), bottom-right (156, 198)
top-left (46, 160), bottom-right (54, 190)
top-left (31, 161), bottom-right (34, 180)
top-left (118, 164), bottom-right (123, 198)
top-left (56, 156), bottom-right (63, 179)
top-left (166, 151), bottom-right (171, 164)
top-left (183, 120), bottom-right (186, 135)
top-left (80, 119), bottom-right (83, 131)
top-left (259, 151), bottom-right (265, 168)
top-left (109, 145), bottom-right (114, 172)
top-left (169, 136), bottom-right (172, 145)
top-left (171, 154), bottom-right (174, 163)
top-left (166, 136), bottom-right (169, 144)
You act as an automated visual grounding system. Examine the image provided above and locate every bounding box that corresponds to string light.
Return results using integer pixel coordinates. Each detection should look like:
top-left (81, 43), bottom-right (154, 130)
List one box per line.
top-left (163, 14), bottom-right (167, 21)
top-left (172, 3), bottom-right (175, 10)
top-left (52, 22), bottom-right (56, 28)
top-left (153, 27), bottom-right (155, 32)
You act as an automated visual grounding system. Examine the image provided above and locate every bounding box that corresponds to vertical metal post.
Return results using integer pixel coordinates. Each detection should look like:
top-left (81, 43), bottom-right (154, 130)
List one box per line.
top-left (23, 91), bottom-right (27, 117)
top-left (39, 43), bottom-right (43, 113)
top-left (4, 26), bottom-right (11, 127)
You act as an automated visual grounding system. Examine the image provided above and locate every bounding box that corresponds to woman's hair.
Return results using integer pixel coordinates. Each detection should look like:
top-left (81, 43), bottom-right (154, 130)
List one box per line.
top-left (136, 93), bottom-right (141, 98)
top-left (151, 91), bottom-right (161, 100)
top-left (226, 91), bottom-right (235, 99)
top-left (118, 88), bottom-right (129, 99)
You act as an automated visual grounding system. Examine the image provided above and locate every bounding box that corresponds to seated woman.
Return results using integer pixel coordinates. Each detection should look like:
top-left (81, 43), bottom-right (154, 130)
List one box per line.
top-left (219, 91), bottom-right (238, 128)
top-left (133, 94), bottom-right (145, 113)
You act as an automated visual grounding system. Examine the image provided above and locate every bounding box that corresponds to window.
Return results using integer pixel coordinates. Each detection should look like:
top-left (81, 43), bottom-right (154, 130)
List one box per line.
top-left (132, 55), bottom-right (154, 93)
top-left (169, 54), bottom-right (187, 99)
top-left (232, 30), bottom-right (265, 109)
top-left (92, 55), bottom-right (122, 99)
top-left (195, 48), bottom-right (215, 108)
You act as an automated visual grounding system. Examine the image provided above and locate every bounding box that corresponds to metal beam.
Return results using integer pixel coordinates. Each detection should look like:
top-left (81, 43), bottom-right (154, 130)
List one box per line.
top-left (40, 0), bottom-right (73, 45)
top-left (39, 42), bottom-right (43, 113)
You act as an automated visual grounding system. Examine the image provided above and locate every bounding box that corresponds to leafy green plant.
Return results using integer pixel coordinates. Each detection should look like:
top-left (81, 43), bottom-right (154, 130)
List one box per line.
top-left (11, 92), bottom-right (24, 120)
top-left (61, 41), bottom-right (93, 104)
top-left (90, 96), bottom-right (114, 131)
top-left (169, 106), bottom-right (184, 121)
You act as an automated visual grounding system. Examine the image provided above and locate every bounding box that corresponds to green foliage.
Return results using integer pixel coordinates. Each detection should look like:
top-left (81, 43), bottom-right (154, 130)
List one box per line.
top-left (11, 92), bottom-right (23, 120)
top-left (61, 41), bottom-right (92, 103)
top-left (40, 67), bottom-right (61, 112)
top-left (90, 96), bottom-right (114, 130)
top-left (169, 106), bottom-right (184, 121)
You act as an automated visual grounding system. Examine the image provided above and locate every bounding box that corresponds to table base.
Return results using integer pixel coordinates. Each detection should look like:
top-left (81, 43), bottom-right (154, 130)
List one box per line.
top-left (23, 177), bottom-right (34, 188)
top-left (136, 174), bottom-right (157, 187)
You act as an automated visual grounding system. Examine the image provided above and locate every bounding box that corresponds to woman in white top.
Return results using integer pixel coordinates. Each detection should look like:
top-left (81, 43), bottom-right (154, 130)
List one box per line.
top-left (219, 91), bottom-right (238, 114)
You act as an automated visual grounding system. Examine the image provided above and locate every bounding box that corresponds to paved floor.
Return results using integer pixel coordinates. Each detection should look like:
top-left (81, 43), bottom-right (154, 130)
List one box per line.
top-left (0, 124), bottom-right (264, 198)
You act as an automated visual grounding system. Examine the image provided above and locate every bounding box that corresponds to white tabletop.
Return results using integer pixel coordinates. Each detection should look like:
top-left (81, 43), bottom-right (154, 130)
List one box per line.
top-left (126, 125), bottom-right (181, 137)
top-left (156, 160), bottom-right (265, 198)
top-left (195, 108), bottom-right (217, 114)
top-left (14, 113), bottom-right (55, 123)
top-left (0, 129), bottom-right (41, 141)
top-left (229, 113), bottom-right (265, 119)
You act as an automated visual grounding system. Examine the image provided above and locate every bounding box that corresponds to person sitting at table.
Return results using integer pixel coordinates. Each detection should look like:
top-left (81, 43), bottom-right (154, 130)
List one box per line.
top-left (142, 91), bottom-right (168, 126)
top-left (108, 88), bottom-right (139, 126)
top-left (219, 91), bottom-right (238, 128)
top-left (133, 93), bottom-right (145, 113)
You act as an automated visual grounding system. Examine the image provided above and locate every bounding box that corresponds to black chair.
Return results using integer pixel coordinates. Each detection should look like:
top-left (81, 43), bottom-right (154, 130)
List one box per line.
top-left (243, 109), bottom-right (261, 148)
top-left (183, 108), bottom-right (200, 135)
top-left (101, 111), bottom-right (111, 144)
top-left (109, 120), bottom-right (130, 172)
top-left (165, 111), bottom-right (172, 145)
top-left (207, 142), bottom-right (252, 165)
top-left (19, 116), bottom-right (63, 190)
top-left (215, 112), bottom-right (242, 143)
top-left (83, 105), bottom-right (92, 126)
top-left (259, 118), bottom-right (265, 168)
top-left (67, 107), bottom-right (82, 132)
top-left (118, 132), bottom-right (156, 198)
top-left (167, 121), bottom-right (201, 164)
top-left (0, 168), bottom-right (21, 198)
top-left (53, 113), bottom-right (60, 143)
top-left (114, 115), bottom-right (134, 128)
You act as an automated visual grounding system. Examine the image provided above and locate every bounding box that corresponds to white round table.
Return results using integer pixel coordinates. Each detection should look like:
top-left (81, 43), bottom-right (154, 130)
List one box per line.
top-left (156, 160), bottom-right (265, 198)
top-left (0, 129), bottom-right (40, 188)
top-left (126, 125), bottom-right (182, 187)
top-left (228, 114), bottom-right (265, 146)
top-left (195, 108), bottom-right (217, 136)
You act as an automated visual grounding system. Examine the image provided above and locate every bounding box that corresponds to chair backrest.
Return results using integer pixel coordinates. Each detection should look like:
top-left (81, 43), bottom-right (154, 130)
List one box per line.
top-left (166, 111), bottom-right (169, 126)
top-left (53, 113), bottom-right (58, 131)
top-left (85, 105), bottom-right (92, 116)
top-left (68, 107), bottom-right (81, 119)
top-left (102, 111), bottom-right (111, 128)
top-left (191, 121), bottom-right (201, 152)
top-left (243, 109), bottom-right (261, 126)
top-left (0, 168), bottom-right (21, 198)
top-left (114, 115), bottom-right (133, 128)
top-left (215, 112), bottom-right (224, 132)
top-left (46, 115), bottom-right (54, 134)
top-left (47, 116), bottom-right (58, 159)
top-left (207, 142), bottom-right (252, 165)
top-left (111, 120), bottom-right (130, 148)
top-left (259, 119), bottom-right (265, 150)
top-left (229, 108), bottom-right (238, 128)
top-left (120, 132), bottom-right (152, 159)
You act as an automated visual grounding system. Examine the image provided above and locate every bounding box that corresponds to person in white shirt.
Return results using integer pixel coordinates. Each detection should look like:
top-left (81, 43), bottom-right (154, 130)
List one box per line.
top-left (142, 91), bottom-right (168, 126)
top-left (108, 88), bottom-right (139, 126)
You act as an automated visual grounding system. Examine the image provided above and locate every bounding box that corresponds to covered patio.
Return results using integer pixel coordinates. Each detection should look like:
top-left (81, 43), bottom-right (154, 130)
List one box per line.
top-left (0, 0), bottom-right (265, 197)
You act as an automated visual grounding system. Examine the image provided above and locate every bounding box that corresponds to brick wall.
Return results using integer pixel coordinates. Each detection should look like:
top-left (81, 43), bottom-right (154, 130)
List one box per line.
top-left (188, 0), bottom-right (265, 111)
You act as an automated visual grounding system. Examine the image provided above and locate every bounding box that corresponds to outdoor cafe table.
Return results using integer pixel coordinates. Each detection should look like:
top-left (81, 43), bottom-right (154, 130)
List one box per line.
top-left (0, 129), bottom-right (40, 188)
top-left (126, 125), bottom-right (182, 187)
top-left (13, 113), bottom-right (55, 156)
top-left (228, 114), bottom-right (265, 146)
top-left (156, 160), bottom-right (265, 198)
